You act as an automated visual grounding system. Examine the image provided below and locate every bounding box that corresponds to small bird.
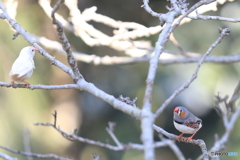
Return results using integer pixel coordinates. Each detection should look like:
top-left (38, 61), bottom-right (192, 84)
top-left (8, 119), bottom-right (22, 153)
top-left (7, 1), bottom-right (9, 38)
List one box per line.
top-left (9, 46), bottom-right (38, 86)
top-left (173, 106), bottom-right (202, 142)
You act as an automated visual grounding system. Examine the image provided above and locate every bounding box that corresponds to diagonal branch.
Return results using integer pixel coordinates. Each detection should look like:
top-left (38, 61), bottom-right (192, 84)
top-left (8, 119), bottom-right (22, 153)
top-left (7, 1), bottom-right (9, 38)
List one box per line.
top-left (228, 79), bottom-right (240, 112)
top-left (188, 14), bottom-right (240, 23)
top-left (197, 99), bottom-right (240, 159)
top-left (105, 122), bottom-right (123, 149)
top-left (0, 152), bottom-right (18, 160)
top-left (51, 0), bottom-right (82, 82)
top-left (210, 107), bottom-right (240, 151)
top-left (0, 1), bottom-right (141, 119)
top-left (154, 28), bottom-right (231, 119)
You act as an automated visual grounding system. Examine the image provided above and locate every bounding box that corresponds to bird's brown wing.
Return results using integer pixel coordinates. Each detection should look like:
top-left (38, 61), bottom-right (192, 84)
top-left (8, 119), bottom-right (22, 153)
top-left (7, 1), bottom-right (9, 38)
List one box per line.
top-left (184, 115), bottom-right (202, 129)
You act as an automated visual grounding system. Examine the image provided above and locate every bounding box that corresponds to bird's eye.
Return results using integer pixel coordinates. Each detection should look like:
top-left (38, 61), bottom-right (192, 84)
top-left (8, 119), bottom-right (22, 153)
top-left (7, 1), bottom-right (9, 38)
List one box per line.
top-left (32, 49), bottom-right (34, 51)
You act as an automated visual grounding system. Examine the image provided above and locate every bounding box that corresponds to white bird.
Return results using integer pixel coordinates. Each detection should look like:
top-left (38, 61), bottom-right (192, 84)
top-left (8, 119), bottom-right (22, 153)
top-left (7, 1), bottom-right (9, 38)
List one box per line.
top-left (9, 46), bottom-right (38, 86)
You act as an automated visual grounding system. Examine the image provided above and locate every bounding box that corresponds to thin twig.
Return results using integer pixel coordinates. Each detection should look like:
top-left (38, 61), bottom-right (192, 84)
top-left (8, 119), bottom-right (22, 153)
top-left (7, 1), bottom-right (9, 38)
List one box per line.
top-left (52, 110), bottom-right (57, 127)
top-left (228, 79), bottom-right (240, 112)
top-left (92, 153), bottom-right (101, 160)
top-left (141, 0), bottom-right (162, 18)
top-left (105, 122), bottom-right (123, 149)
top-left (0, 146), bottom-right (73, 160)
top-left (154, 28), bottom-right (231, 119)
top-left (34, 119), bottom-right (180, 151)
top-left (211, 107), bottom-right (240, 151)
top-left (51, 0), bottom-right (82, 82)
top-left (197, 107), bottom-right (240, 160)
top-left (169, 34), bottom-right (185, 54)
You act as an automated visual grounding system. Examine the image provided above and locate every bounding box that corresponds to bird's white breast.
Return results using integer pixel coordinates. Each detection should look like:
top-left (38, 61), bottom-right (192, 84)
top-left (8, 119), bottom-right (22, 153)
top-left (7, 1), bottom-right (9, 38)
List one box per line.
top-left (174, 121), bottom-right (201, 134)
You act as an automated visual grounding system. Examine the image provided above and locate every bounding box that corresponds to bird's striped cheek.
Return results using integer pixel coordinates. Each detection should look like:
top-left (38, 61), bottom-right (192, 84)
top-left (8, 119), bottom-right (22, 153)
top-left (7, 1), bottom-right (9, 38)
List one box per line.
top-left (178, 111), bottom-right (186, 118)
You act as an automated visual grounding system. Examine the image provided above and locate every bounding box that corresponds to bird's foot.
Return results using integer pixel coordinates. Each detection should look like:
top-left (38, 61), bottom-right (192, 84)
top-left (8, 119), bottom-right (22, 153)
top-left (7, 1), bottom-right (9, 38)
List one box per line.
top-left (23, 81), bottom-right (31, 89)
top-left (186, 133), bottom-right (196, 143)
top-left (177, 133), bottom-right (184, 142)
top-left (186, 136), bottom-right (193, 143)
top-left (11, 81), bottom-right (16, 88)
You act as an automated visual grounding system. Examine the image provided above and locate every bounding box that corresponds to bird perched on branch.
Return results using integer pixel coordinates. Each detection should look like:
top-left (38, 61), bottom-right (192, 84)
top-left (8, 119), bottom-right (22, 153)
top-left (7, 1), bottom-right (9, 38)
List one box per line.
top-left (173, 106), bottom-right (202, 142)
top-left (9, 46), bottom-right (38, 87)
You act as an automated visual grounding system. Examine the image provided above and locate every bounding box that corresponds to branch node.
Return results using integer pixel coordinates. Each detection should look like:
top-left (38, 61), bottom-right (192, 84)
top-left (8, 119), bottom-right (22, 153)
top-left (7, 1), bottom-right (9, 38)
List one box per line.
top-left (92, 153), bottom-right (101, 160)
top-left (118, 95), bottom-right (137, 107)
top-left (107, 122), bottom-right (116, 132)
top-left (72, 128), bottom-right (78, 135)
top-left (12, 31), bottom-right (20, 40)
top-left (52, 110), bottom-right (57, 127)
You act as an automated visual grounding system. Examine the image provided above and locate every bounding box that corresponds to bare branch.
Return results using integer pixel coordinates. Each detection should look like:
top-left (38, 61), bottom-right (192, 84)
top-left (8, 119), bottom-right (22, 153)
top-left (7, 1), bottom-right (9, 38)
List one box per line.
top-left (188, 14), bottom-right (240, 23)
top-left (171, 0), bottom-right (216, 30)
top-left (34, 112), bottom-right (180, 152)
top-left (51, 0), bottom-right (82, 82)
top-left (154, 28), bottom-right (231, 119)
top-left (0, 82), bottom-right (80, 90)
top-left (211, 107), bottom-right (240, 149)
top-left (228, 79), bottom-right (240, 112)
top-left (0, 152), bottom-right (18, 160)
top-left (197, 80), bottom-right (240, 159)
top-left (141, 0), bottom-right (162, 18)
top-left (140, 0), bottom-right (212, 158)
top-left (153, 125), bottom-right (209, 160)
top-left (169, 34), bottom-right (185, 54)
top-left (82, 6), bottom-right (147, 31)
top-left (35, 121), bottom-right (183, 151)
top-left (52, 110), bottom-right (57, 127)
top-left (106, 122), bottom-right (123, 149)
top-left (22, 130), bottom-right (33, 160)
top-left (197, 107), bottom-right (240, 159)
top-left (0, 146), bottom-right (73, 160)
top-left (140, 0), bottom-right (184, 159)
top-left (35, 121), bottom-right (135, 151)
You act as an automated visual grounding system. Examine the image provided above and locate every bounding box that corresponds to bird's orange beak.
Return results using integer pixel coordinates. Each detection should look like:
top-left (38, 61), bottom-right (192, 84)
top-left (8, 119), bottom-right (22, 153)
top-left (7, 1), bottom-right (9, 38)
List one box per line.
top-left (34, 48), bottom-right (38, 51)
top-left (174, 108), bottom-right (179, 113)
